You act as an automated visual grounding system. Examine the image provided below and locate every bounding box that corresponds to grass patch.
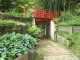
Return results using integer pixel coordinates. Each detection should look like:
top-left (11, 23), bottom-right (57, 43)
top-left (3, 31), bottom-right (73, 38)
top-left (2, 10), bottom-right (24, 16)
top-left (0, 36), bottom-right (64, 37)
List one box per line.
top-left (55, 31), bottom-right (80, 57)
top-left (0, 19), bottom-right (26, 27)
top-left (55, 31), bottom-right (69, 37)
top-left (36, 52), bottom-right (43, 60)
top-left (58, 16), bottom-right (80, 26)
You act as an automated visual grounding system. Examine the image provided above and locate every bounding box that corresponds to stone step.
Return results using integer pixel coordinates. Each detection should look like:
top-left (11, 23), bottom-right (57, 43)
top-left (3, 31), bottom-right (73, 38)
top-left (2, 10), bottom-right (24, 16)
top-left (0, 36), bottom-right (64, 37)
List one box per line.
top-left (43, 53), bottom-right (71, 56)
top-left (43, 53), bottom-right (79, 60)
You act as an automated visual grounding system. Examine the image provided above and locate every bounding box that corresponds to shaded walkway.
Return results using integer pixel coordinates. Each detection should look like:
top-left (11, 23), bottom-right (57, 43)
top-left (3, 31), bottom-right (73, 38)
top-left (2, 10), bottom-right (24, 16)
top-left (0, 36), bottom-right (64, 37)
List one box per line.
top-left (36, 38), bottom-right (79, 60)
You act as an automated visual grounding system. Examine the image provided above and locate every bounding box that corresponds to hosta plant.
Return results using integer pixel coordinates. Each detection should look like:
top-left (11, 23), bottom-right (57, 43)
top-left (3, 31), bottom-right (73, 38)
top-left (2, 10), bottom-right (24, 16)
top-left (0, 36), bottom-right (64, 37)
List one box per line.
top-left (0, 32), bottom-right (37, 60)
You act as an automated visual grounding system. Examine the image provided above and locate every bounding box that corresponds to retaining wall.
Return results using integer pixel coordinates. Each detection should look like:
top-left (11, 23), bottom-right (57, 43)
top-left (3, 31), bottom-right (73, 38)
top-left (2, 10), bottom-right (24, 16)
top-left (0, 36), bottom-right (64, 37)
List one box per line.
top-left (0, 25), bottom-right (27, 36)
top-left (57, 26), bottom-right (80, 34)
top-left (14, 49), bottom-right (36, 60)
top-left (14, 53), bottom-right (28, 60)
top-left (0, 13), bottom-right (31, 23)
top-left (54, 34), bottom-right (69, 47)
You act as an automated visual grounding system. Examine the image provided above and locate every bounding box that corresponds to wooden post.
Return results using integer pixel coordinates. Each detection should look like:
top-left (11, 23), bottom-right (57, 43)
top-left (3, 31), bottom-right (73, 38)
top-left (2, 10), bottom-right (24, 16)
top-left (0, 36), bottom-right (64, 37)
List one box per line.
top-left (28, 48), bottom-right (36, 60)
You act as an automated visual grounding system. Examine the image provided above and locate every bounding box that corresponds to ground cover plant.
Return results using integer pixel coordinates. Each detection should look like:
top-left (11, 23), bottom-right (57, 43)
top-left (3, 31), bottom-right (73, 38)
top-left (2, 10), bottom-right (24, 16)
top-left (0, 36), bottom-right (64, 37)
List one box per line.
top-left (0, 19), bottom-right (26, 27)
top-left (55, 31), bottom-right (69, 37)
top-left (0, 19), bottom-right (17, 27)
top-left (56, 31), bottom-right (80, 57)
top-left (36, 52), bottom-right (43, 60)
top-left (4, 9), bottom-right (34, 19)
top-left (0, 32), bottom-right (37, 60)
top-left (4, 11), bottom-right (24, 17)
top-left (57, 16), bottom-right (80, 26)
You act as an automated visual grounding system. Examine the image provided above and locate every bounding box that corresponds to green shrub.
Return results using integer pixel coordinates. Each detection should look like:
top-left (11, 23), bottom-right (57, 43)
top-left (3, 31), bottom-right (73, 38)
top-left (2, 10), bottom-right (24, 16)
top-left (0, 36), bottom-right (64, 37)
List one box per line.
top-left (27, 9), bottom-right (34, 20)
top-left (52, 18), bottom-right (60, 24)
top-left (27, 27), bottom-right (41, 42)
top-left (60, 11), bottom-right (73, 21)
top-left (75, 9), bottom-right (80, 15)
top-left (0, 32), bottom-right (37, 60)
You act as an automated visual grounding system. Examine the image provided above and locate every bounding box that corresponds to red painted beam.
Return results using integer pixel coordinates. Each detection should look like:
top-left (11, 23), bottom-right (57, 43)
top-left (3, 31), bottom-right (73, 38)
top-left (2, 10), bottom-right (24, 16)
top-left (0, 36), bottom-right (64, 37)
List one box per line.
top-left (35, 18), bottom-right (51, 22)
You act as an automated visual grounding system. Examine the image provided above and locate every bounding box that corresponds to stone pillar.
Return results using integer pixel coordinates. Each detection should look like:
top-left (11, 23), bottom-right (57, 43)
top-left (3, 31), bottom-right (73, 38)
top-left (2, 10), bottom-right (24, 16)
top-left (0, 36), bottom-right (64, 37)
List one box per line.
top-left (21, 25), bottom-right (27, 34)
top-left (45, 23), bottom-right (46, 36)
top-left (28, 48), bottom-right (36, 60)
top-left (50, 20), bottom-right (56, 40)
top-left (0, 13), bottom-right (4, 20)
top-left (32, 18), bottom-right (35, 27)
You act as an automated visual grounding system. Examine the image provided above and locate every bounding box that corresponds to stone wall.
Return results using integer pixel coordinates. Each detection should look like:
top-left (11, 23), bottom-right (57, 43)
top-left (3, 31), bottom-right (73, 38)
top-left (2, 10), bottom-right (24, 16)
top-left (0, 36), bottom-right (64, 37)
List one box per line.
top-left (57, 26), bottom-right (80, 34)
top-left (14, 49), bottom-right (36, 60)
top-left (73, 26), bottom-right (80, 32)
top-left (0, 25), bottom-right (27, 36)
top-left (0, 13), bottom-right (31, 23)
top-left (14, 53), bottom-right (28, 60)
top-left (54, 34), bottom-right (69, 47)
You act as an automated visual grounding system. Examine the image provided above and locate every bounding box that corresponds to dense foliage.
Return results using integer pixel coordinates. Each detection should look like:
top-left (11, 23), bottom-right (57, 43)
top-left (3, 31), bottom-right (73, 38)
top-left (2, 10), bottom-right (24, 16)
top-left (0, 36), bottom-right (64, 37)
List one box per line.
top-left (0, 20), bottom-right (17, 27)
top-left (5, 11), bottom-right (24, 17)
top-left (27, 27), bottom-right (41, 42)
top-left (0, 0), bottom-right (15, 12)
top-left (0, 0), bottom-right (39, 13)
top-left (37, 0), bottom-right (80, 16)
top-left (59, 11), bottom-right (73, 21)
top-left (0, 32), bottom-right (37, 60)
top-left (57, 16), bottom-right (80, 26)
top-left (3, 8), bottom-right (34, 19)
top-left (75, 3), bottom-right (80, 15)
top-left (0, 0), bottom-right (80, 17)
top-left (0, 19), bottom-right (26, 27)
top-left (56, 31), bottom-right (80, 57)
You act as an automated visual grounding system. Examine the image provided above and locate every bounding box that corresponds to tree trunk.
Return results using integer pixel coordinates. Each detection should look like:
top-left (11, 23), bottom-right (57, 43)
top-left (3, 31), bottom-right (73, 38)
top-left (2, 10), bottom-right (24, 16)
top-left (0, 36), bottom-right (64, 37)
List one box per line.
top-left (63, 0), bottom-right (65, 12)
